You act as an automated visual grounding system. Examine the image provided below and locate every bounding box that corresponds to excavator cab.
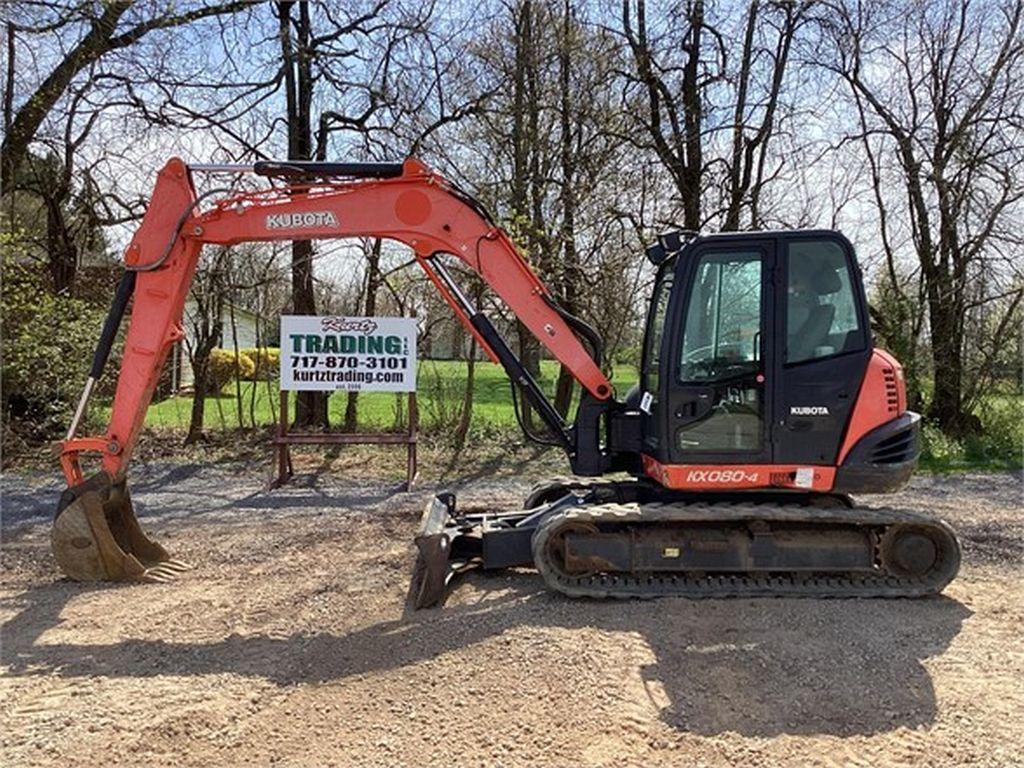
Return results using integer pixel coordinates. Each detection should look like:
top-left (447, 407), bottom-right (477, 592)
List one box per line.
top-left (637, 230), bottom-right (920, 493)
top-left (642, 232), bottom-right (860, 463)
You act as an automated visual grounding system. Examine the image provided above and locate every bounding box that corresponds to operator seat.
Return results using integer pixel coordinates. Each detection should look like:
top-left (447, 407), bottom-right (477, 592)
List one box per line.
top-left (789, 265), bottom-right (842, 361)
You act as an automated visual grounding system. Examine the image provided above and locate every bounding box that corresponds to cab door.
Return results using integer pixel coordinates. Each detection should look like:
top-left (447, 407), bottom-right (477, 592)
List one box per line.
top-left (663, 239), bottom-right (775, 465)
top-left (774, 233), bottom-right (872, 464)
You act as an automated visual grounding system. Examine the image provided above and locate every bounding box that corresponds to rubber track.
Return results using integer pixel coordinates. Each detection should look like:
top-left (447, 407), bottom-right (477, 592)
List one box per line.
top-left (532, 501), bottom-right (961, 599)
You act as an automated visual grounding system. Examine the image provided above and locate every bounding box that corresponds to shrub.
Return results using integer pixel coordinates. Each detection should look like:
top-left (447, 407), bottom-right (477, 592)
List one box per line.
top-left (920, 422), bottom-right (965, 467)
top-left (611, 344), bottom-right (641, 377)
top-left (1, 238), bottom-right (108, 439)
top-left (963, 392), bottom-right (1024, 469)
top-left (419, 362), bottom-right (466, 436)
top-left (919, 392), bottom-right (1024, 471)
top-left (239, 347), bottom-right (280, 380)
top-left (207, 349), bottom-right (256, 393)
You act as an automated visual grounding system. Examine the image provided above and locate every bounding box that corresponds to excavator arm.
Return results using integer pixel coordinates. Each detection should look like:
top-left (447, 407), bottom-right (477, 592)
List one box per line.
top-left (52, 157), bottom-right (631, 585)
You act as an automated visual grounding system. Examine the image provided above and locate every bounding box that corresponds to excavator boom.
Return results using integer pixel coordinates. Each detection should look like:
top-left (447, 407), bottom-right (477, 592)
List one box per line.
top-left (64, 157), bottom-right (610, 483)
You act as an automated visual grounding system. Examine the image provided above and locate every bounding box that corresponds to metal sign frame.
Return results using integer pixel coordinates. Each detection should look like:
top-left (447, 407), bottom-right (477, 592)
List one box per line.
top-left (273, 314), bottom-right (419, 490)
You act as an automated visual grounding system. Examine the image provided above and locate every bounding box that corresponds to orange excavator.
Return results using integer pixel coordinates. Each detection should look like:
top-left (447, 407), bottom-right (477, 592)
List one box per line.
top-left (53, 157), bottom-right (960, 607)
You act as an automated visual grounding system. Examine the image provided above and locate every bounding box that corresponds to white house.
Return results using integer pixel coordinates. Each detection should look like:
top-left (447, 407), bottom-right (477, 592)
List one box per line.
top-left (170, 301), bottom-right (263, 391)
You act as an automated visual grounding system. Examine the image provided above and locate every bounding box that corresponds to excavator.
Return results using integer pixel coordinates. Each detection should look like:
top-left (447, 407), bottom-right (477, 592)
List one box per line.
top-left (52, 157), bottom-right (961, 608)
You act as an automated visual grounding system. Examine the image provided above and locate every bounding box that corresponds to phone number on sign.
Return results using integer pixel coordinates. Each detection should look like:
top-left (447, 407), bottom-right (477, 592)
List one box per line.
top-left (289, 355), bottom-right (409, 370)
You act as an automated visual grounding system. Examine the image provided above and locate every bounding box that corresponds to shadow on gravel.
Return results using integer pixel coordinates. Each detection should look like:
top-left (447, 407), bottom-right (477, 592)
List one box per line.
top-left (1, 578), bottom-right (970, 738)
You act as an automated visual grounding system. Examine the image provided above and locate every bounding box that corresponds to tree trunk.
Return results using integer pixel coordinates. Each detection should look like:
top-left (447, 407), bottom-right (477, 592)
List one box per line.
top-left (554, 0), bottom-right (577, 417)
top-left (228, 297), bottom-right (244, 429)
top-left (185, 358), bottom-right (209, 444)
top-left (926, 283), bottom-right (972, 435)
top-left (185, 331), bottom-right (220, 444)
top-left (45, 199), bottom-right (77, 295)
top-left (510, 0), bottom-right (540, 429)
top-left (183, 256), bottom-right (224, 444)
top-left (291, 240), bottom-right (328, 428)
top-left (344, 238), bottom-right (382, 431)
top-left (279, 0), bottom-right (327, 428)
top-left (680, 0), bottom-right (703, 229)
top-left (722, 1), bottom-right (757, 232)
top-left (453, 334), bottom-right (477, 449)
top-left (3, 23), bottom-right (14, 139)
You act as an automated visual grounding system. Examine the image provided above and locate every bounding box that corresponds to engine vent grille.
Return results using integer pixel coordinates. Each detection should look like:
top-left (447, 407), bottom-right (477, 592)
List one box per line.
top-left (871, 428), bottom-right (916, 465)
top-left (882, 367), bottom-right (899, 413)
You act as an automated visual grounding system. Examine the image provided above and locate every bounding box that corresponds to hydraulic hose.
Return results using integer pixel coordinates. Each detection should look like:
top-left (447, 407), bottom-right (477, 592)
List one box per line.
top-left (66, 270), bottom-right (136, 441)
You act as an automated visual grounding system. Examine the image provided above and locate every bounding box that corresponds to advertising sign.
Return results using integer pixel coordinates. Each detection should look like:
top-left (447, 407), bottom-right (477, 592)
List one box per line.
top-left (280, 315), bottom-right (417, 392)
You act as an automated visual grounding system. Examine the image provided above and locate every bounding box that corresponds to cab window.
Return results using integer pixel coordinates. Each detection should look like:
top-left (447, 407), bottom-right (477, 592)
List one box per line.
top-left (642, 269), bottom-right (673, 396)
top-left (679, 250), bottom-right (762, 382)
top-left (786, 240), bottom-right (865, 364)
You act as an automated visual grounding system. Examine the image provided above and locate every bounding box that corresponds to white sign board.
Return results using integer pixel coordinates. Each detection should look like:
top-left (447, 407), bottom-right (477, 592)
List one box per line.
top-left (280, 315), bottom-right (417, 392)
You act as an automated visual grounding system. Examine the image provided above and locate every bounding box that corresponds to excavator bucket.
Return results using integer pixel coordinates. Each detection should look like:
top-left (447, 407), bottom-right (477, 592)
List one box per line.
top-left (52, 472), bottom-right (191, 583)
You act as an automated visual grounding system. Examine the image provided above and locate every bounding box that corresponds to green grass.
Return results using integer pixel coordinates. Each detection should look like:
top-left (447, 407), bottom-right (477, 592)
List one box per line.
top-left (919, 392), bottom-right (1024, 472)
top-left (120, 360), bottom-right (1022, 472)
top-left (132, 359), bottom-right (641, 433)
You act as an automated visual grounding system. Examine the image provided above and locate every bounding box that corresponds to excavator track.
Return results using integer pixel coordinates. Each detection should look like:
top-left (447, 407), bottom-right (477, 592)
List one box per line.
top-left (532, 501), bottom-right (961, 599)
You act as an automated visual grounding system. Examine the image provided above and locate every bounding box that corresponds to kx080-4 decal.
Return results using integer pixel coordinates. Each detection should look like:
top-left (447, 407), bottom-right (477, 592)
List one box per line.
top-left (686, 469), bottom-right (760, 484)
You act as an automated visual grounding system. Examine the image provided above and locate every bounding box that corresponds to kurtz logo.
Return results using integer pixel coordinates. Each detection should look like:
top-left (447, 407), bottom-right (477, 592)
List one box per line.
top-left (790, 406), bottom-right (830, 416)
top-left (320, 317), bottom-right (378, 335)
top-left (265, 211), bottom-right (338, 230)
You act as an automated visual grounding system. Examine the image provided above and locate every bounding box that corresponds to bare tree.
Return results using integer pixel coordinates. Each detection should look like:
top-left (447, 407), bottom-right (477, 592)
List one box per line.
top-left (183, 249), bottom-right (230, 444)
top-left (553, 0), bottom-right (578, 416)
top-left (821, 0), bottom-right (1024, 435)
top-left (276, 0), bottom-right (329, 428)
top-left (620, 0), bottom-right (810, 231)
top-left (342, 238), bottom-right (383, 432)
top-left (1, 0), bottom-right (250, 194)
top-left (620, 0), bottom-right (705, 228)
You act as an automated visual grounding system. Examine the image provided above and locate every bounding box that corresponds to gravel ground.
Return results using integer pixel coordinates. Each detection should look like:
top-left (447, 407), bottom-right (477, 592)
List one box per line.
top-left (1, 460), bottom-right (1022, 767)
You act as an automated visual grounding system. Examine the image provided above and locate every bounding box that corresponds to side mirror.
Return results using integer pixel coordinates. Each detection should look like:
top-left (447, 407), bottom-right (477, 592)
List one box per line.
top-left (645, 242), bottom-right (668, 265)
top-left (658, 230), bottom-right (685, 253)
top-left (645, 229), bottom-right (697, 265)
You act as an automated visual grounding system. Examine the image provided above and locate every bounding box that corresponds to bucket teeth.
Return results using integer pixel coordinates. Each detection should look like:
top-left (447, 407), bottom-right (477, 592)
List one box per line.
top-left (52, 473), bottom-right (187, 584)
top-left (141, 560), bottom-right (194, 583)
top-left (140, 560), bottom-right (193, 583)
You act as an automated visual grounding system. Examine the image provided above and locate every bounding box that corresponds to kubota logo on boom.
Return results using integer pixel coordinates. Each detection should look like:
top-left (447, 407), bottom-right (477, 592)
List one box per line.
top-left (265, 211), bottom-right (338, 229)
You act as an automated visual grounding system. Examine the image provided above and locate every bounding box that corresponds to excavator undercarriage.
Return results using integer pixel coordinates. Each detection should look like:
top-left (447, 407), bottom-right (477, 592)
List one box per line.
top-left (409, 482), bottom-right (961, 608)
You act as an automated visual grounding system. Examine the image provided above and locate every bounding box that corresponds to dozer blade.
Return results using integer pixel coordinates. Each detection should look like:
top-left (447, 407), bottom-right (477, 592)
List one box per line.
top-left (52, 472), bottom-right (191, 583)
top-left (407, 494), bottom-right (459, 610)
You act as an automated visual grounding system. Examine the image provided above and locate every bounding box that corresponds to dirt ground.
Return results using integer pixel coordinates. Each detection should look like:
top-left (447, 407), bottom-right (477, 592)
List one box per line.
top-left (2, 457), bottom-right (1022, 768)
